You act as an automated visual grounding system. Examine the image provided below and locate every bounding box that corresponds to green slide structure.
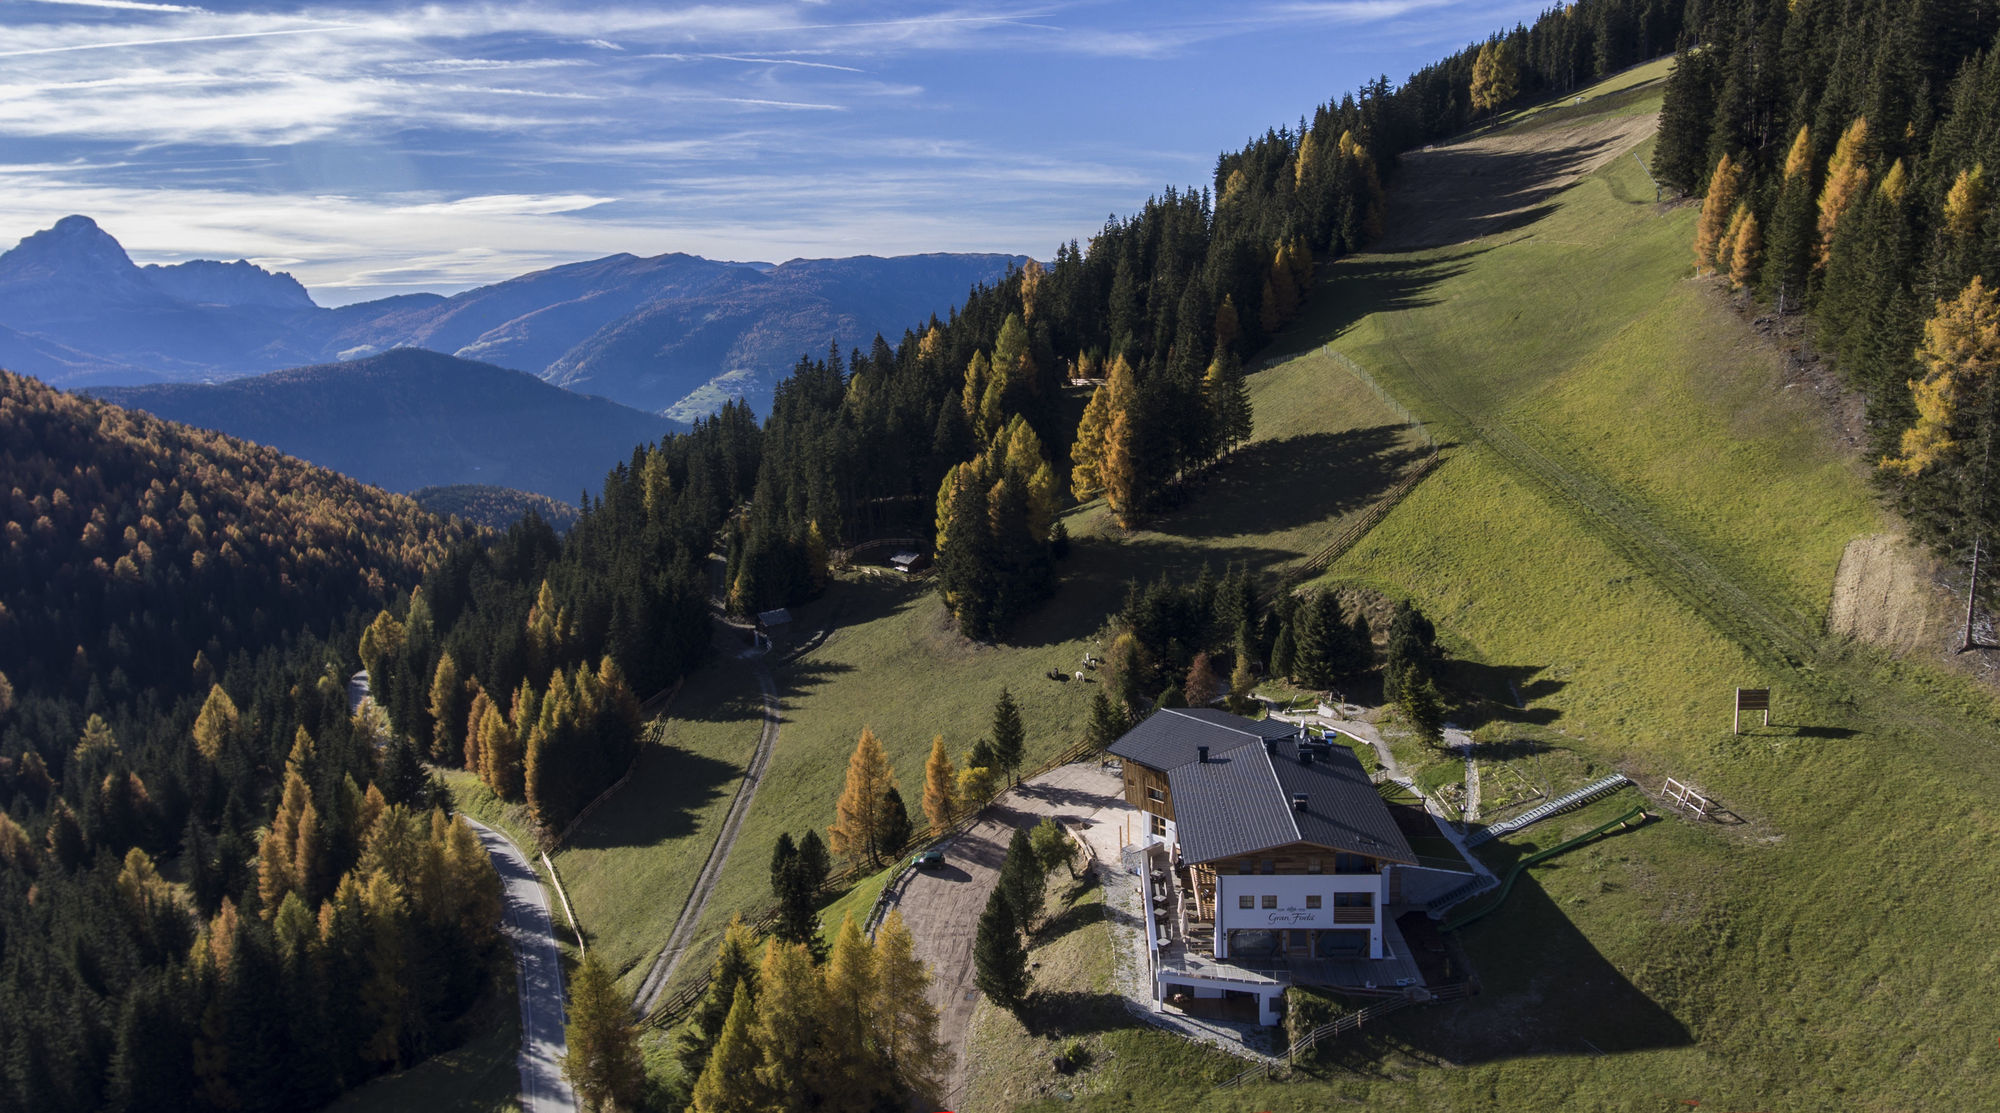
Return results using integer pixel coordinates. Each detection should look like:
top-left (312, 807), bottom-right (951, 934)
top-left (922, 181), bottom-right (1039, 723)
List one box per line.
top-left (1443, 804), bottom-right (1649, 932)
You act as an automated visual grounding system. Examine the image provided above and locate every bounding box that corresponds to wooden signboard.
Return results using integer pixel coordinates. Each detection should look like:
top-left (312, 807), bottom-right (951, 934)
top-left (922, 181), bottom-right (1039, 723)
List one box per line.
top-left (1734, 688), bottom-right (1770, 734)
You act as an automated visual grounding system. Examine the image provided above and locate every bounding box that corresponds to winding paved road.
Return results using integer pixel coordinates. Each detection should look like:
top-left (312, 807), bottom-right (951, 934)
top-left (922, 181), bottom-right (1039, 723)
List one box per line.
top-left (634, 657), bottom-right (781, 1012)
top-left (462, 816), bottom-right (580, 1113)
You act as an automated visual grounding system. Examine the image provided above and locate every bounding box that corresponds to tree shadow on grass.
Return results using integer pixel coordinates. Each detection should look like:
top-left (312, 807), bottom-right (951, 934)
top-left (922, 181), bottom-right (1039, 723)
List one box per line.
top-left (1447, 661), bottom-right (1566, 728)
top-left (1269, 252), bottom-right (1484, 360)
top-left (1032, 890), bottom-right (1106, 948)
top-left (1002, 430), bottom-right (1433, 651)
top-left (1017, 990), bottom-right (1138, 1039)
top-left (561, 743), bottom-right (741, 852)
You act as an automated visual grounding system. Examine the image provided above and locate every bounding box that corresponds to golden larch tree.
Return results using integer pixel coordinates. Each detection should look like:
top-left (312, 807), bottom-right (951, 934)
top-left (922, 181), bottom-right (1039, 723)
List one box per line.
top-left (1102, 408), bottom-right (1142, 530)
top-left (1817, 117), bottom-right (1870, 266)
top-left (821, 916), bottom-right (881, 1107)
top-left (191, 683), bottom-right (239, 762)
top-left (690, 990), bottom-right (765, 1113)
top-left (750, 940), bottom-right (832, 1107)
top-left (1728, 207), bottom-right (1763, 289)
top-left (561, 953), bottom-right (646, 1112)
top-left (921, 735), bottom-right (957, 830)
top-left (1885, 276), bottom-right (2000, 477)
top-left (1945, 165), bottom-right (1989, 240)
top-left (870, 910), bottom-right (946, 1105)
top-left (1470, 39), bottom-right (1519, 113)
top-left (830, 727), bottom-right (899, 865)
top-left (1693, 154), bottom-right (1744, 273)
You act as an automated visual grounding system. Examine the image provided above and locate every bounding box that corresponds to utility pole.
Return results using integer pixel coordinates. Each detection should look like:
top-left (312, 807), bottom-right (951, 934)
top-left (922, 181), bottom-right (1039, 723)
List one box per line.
top-left (1960, 535), bottom-right (1983, 653)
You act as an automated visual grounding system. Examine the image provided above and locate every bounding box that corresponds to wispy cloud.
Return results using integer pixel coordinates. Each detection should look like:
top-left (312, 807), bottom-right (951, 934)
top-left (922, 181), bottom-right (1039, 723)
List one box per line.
top-left (0, 0), bottom-right (1546, 296)
top-left (18, 0), bottom-right (204, 11)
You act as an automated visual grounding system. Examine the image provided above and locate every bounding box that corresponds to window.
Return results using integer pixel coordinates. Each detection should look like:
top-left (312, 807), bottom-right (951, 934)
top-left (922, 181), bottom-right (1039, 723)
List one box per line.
top-left (1305, 894), bottom-right (1322, 909)
top-left (1306, 857), bottom-right (1322, 874)
top-left (1259, 859), bottom-right (1276, 875)
top-left (1334, 892), bottom-right (1373, 923)
top-left (1148, 786), bottom-right (1164, 803)
top-left (1261, 894), bottom-right (1277, 909)
top-left (1150, 814), bottom-right (1166, 837)
top-left (1334, 853), bottom-right (1372, 874)
top-left (1239, 895), bottom-right (1254, 909)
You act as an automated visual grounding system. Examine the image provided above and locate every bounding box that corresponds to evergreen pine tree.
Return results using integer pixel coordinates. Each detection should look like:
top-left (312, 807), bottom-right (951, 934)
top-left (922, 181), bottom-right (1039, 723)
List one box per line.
top-left (998, 826), bottom-right (1046, 933)
top-left (973, 888), bottom-right (1029, 1009)
top-left (1086, 688), bottom-right (1127, 750)
top-left (679, 915), bottom-right (760, 1082)
top-left (990, 687), bottom-right (1025, 783)
top-left (1401, 674), bottom-right (1448, 749)
top-left (878, 786), bottom-right (913, 857)
top-left (770, 831), bottom-right (797, 898)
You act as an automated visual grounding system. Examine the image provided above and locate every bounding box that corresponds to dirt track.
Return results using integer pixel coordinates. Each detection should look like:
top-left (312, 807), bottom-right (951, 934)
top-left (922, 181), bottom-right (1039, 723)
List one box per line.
top-left (884, 762), bottom-right (1126, 1110)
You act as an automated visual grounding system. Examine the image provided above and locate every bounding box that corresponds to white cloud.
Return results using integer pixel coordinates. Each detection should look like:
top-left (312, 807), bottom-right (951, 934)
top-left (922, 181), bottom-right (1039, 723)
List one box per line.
top-left (18, 0), bottom-right (204, 11)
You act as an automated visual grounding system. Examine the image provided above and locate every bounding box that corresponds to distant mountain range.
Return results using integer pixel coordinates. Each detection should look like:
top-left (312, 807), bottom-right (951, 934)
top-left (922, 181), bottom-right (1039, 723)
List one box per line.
top-left (93, 349), bottom-right (677, 504)
top-left (0, 215), bottom-right (1026, 419)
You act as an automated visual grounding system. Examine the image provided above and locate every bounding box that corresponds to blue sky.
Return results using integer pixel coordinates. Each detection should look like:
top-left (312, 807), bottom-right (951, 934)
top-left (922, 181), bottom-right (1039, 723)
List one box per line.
top-left (0, 0), bottom-right (1542, 305)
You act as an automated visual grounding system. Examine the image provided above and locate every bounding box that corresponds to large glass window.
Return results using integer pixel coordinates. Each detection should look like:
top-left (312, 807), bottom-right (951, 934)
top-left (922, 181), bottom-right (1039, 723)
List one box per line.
top-left (1259, 859), bottom-right (1275, 875)
top-left (1150, 814), bottom-right (1166, 836)
top-left (1334, 853), bottom-right (1373, 873)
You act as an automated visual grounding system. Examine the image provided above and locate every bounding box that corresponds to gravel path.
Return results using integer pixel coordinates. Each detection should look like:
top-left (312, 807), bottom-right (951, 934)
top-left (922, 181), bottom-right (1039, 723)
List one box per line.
top-left (462, 816), bottom-right (580, 1113)
top-left (634, 656), bottom-right (780, 1012)
top-left (886, 763), bottom-right (1126, 1110)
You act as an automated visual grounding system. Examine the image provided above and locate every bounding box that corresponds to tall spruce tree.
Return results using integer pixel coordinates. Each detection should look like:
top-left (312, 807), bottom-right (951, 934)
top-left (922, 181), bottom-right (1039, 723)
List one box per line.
top-left (973, 889), bottom-right (1029, 1009)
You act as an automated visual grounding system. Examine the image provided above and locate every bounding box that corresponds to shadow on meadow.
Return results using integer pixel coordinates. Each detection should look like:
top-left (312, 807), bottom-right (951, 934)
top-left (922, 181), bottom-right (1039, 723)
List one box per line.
top-left (1303, 861), bottom-right (1690, 1072)
top-left (561, 742), bottom-right (741, 854)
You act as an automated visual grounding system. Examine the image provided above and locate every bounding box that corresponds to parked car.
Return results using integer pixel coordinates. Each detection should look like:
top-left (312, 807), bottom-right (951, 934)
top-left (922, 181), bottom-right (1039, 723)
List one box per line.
top-left (911, 848), bottom-right (945, 869)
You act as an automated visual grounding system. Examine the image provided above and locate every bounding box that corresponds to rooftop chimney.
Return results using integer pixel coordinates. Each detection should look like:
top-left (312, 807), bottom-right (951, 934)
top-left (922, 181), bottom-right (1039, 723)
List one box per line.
top-left (1292, 792), bottom-right (1309, 811)
top-left (1197, 745), bottom-right (1209, 763)
top-left (1300, 749), bottom-right (1315, 766)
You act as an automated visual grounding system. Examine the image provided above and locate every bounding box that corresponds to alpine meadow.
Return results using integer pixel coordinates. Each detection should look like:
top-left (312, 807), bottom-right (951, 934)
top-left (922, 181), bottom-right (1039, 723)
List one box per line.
top-left (3, 2), bottom-right (2000, 1113)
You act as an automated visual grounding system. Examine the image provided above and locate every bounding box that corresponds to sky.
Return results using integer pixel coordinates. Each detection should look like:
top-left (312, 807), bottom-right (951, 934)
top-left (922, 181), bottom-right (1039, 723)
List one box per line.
top-left (0, 0), bottom-right (1544, 305)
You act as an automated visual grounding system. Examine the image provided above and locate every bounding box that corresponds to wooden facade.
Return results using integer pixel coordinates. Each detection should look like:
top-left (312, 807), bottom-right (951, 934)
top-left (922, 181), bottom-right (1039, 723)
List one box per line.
top-left (1122, 762), bottom-right (1175, 822)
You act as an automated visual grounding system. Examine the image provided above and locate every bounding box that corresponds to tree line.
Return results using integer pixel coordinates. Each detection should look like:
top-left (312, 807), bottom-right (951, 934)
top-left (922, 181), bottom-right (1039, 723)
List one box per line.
top-left (1655, 0), bottom-right (2000, 620)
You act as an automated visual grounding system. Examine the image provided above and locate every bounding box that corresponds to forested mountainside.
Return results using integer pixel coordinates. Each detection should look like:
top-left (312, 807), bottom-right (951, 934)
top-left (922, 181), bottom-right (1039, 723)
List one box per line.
top-left (95, 350), bottom-right (681, 503)
top-left (411, 484), bottom-right (581, 532)
top-left (0, 371), bottom-right (502, 1111)
top-left (1656, 0), bottom-right (2000, 604)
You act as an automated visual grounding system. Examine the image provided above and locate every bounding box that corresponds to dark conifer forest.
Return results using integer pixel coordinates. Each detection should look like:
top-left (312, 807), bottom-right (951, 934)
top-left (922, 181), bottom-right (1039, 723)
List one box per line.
top-left (1655, 0), bottom-right (2000, 603)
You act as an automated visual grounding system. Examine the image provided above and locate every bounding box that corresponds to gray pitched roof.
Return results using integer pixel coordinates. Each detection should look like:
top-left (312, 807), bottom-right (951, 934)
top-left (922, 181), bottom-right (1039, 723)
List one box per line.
top-left (1111, 709), bottom-right (1415, 866)
top-left (1107, 707), bottom-right (1298, 772)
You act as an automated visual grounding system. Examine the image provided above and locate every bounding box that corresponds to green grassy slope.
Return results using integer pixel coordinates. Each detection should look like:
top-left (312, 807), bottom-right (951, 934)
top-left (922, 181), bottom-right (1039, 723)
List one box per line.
top-left (1199, 67), bottom-right (2000, 1111)
top-left (666, 349), bottom-right (1431, 996)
